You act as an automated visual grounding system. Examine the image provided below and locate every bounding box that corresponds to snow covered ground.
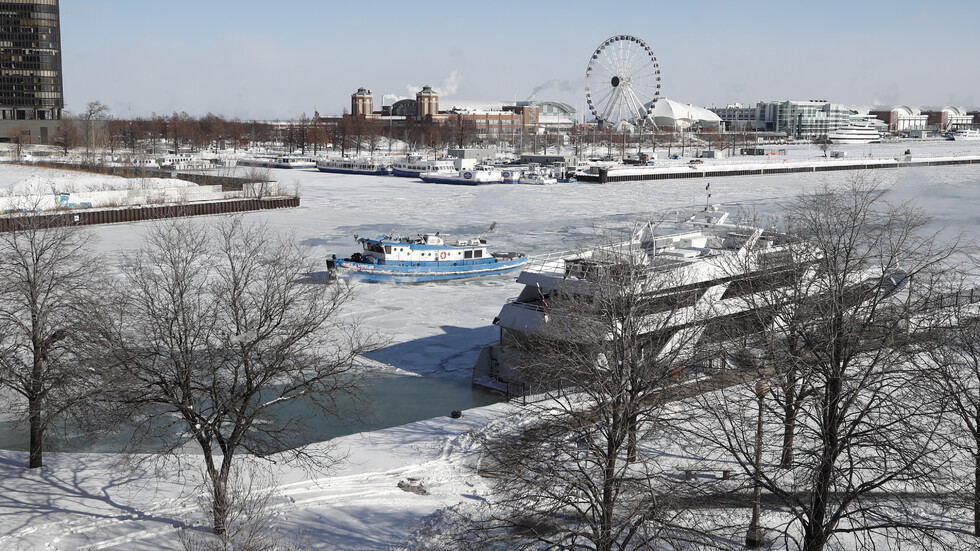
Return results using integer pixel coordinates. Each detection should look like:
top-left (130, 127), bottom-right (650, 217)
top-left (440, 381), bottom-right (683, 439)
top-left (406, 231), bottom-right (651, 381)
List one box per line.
top-left (3, 139), bottom-right (980, 549)
top-left (0, 163), bottom-right (194, 195)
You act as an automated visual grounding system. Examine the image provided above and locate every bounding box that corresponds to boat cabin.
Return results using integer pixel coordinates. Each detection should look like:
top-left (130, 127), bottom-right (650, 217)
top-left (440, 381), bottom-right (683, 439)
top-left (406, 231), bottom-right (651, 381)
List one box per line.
top-left (356, 234), bottom-right (491, 265)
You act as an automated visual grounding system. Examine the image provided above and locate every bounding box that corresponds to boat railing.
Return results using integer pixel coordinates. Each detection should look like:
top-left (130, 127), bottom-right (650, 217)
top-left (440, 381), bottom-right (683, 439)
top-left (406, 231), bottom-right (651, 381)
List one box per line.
top-left (523, 250), bottom-right (580, 275)
top-left (505, 297), bottom-right (546, 312)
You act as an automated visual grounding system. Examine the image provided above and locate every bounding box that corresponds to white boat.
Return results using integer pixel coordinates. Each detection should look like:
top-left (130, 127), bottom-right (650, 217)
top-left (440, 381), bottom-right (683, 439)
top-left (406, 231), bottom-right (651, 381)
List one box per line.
top-left (951, 129), bottom-right (980, 141)
top-left (827, 122), bottom-right (881, 144)
top-left (272, 155), bottom-right (318, 169)
top-left (390, 155), bottom-right (457, 178)
top-left (157, 154), bottom-right (211, 170)
top-left (499, 167), bottom-right (523, 184)
top-left (316, 157), bottom-right (392, 175)
top-left (473, 206), bottom-right (813, 386)
top-left (518, 165), bottom-right (558, 185)
top-left (238, 154), bottom-right (317, 169)
top-left (420, 165), bottom-right (502, 185)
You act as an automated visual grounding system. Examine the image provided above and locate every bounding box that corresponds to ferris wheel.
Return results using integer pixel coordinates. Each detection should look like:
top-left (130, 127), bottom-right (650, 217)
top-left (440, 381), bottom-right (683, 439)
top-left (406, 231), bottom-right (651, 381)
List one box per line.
top-left (585, 35), bottom-right (661, 127)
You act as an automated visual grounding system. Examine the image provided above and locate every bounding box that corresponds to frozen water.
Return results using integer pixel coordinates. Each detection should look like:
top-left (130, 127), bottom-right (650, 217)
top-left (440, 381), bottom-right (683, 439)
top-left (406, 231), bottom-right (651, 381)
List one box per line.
top-left (3, 139), bottom-right (980, 549)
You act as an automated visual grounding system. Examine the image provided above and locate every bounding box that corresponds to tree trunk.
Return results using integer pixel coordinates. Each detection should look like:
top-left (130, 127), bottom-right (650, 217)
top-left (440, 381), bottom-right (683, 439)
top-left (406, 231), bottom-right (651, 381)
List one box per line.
top-left (780, 373), bottom-right (798, 468)
top-left (802, 523), bottom-right (829, 551)
top-left (780, 411), bottom-right (796, 468)
top-left (28, 351), bottom-right (44, 469)
top-left (804, 371), bottom-right (842, 551)
top-left (28, 396), bottom-right (43, 469)
top-left (975, 426), bottom-right (980, 535)
top-left (211, 474), bottom-right (229, 538)
top-left (974, 452), bottom-right (980, 536)
top-left (627, 412), bottom-right (637, 464)
top-left (601, 437), bottom-right (616, 551)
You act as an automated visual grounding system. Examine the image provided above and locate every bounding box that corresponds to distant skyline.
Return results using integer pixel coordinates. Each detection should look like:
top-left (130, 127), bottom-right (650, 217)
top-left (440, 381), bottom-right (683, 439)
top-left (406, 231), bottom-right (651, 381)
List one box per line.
top-left (63, 0), bottom-right (980, 120)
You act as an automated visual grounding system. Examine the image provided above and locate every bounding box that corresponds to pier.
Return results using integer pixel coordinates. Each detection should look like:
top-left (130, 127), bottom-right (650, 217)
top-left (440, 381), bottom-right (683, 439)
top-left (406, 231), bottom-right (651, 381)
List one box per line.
top-left (577, 154), bottom-right (980, 183)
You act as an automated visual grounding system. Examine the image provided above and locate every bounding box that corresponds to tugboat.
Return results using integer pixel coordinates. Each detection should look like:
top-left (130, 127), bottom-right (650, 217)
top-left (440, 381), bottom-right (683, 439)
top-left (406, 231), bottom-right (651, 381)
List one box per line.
top-left (328, 225), bottom-right (526, 282)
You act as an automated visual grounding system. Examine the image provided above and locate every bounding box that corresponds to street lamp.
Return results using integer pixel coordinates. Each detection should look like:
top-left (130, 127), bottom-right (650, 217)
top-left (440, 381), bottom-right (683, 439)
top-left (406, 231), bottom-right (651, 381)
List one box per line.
top-left (746, 377), bottom-right (770, 549)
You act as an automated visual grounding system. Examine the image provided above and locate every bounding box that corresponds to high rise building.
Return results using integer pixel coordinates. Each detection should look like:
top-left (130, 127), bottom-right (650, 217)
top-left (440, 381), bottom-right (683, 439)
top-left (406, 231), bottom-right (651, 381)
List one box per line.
top-left (0, 0), bottom-right (62, 121)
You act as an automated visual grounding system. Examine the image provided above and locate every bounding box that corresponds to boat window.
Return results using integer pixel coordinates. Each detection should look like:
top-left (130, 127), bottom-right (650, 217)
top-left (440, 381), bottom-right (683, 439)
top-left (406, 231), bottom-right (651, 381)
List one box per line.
top-left (474, 249), bottom-right (483, 258)
top-left (384, 245), bottom-right (392, 254)
top-left (464, 250), bottom-right (473, 259)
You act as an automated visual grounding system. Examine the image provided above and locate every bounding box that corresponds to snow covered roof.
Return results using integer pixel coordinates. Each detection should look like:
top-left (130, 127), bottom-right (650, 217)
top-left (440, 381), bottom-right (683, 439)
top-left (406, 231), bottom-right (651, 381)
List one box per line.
top-left (647, 98), bottom-right (721, 129)
top-left (441, 100), bottom-right (508, 113)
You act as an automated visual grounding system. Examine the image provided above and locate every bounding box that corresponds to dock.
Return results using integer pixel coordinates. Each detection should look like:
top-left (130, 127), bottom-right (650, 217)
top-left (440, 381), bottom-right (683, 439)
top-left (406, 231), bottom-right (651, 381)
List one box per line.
top-left (576, 154), bottom-right (980, 183)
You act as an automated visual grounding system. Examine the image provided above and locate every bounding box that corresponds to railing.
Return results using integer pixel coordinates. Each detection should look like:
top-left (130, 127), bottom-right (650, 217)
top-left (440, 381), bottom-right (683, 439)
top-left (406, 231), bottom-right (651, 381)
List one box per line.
top-left (505, 298), bottom-right (546, 312)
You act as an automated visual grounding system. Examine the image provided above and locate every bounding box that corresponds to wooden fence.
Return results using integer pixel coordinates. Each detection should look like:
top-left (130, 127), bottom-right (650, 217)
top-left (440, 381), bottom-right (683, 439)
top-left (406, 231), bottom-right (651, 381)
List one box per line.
top-left (0, 197), bottom-right (299, 232)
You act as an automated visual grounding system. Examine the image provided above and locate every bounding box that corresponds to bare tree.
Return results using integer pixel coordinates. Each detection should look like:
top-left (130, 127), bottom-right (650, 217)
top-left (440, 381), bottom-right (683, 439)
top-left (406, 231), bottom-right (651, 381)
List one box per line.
top-left (53, 113), bottom-right (80, 155)
top-left (818, 141), bottom-right (831, 158)
top-left (81, 100), bottom-right (111, 160)
top-left (169, 110), bottom-right (193, 153)
top-left (98, 217), bottom-right (376, 536)
top-left (8, 123), bottom-right (30, 159)
top-left (333, 115), bottom-right (353, 157)
top-left (918, 278), bottom-right (980, 536)
top-left (0, 219), bottom-right (103, 468)
top-left (309, 113), bottom-right (327, 156)
top-left (199, 112), bottom-right (226, 152)
top-left (179, 465), bottom-right (311, 551)
top-left (475, 223), bottom-right (712, 550)
top-left (694, 176), bottom-right (960, 550)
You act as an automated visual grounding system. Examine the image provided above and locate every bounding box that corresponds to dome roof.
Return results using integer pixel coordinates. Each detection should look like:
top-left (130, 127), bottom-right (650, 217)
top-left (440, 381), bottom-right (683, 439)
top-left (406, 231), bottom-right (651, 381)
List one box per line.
top-left (646, 98), bottom-right (721, 130)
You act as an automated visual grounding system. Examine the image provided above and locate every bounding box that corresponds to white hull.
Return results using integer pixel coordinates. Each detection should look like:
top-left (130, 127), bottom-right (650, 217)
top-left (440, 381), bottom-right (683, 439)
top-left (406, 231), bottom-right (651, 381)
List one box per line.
top-left (828, 137), bottom-right (880, 145)
top-left (420, 166), bottom-right (502, 185)
top-left (952, 130), bottom-right (980, 141)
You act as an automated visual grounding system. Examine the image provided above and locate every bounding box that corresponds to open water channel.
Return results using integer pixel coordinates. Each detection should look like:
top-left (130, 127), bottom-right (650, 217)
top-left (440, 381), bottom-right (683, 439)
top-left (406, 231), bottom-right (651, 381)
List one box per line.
top-left (0, 375), bottom-right (501, 452)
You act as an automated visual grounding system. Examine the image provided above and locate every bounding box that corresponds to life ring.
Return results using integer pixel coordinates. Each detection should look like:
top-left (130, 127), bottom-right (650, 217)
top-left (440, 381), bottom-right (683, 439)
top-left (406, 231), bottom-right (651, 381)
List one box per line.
top-left (440, 251), bottom-right (447, 259)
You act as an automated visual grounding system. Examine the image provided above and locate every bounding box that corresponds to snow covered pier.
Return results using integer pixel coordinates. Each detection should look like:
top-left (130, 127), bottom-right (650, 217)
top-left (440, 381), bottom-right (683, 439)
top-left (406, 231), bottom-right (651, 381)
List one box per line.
top-left (578, 154), bottom-right (980, 183)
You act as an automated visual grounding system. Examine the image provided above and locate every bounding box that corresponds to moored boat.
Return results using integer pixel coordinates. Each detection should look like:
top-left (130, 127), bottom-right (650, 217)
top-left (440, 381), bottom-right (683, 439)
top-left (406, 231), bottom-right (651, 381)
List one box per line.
top-left (390, 155), bottom-right (457, 177)
top-left (951, 129), bottom-right (980, 141)
top-left (827, 122), bottom-right (881, 144)
top-left (419, 165), bottom-right (503, 185)
top-left (273, 155), bottom-right (318, 169)
top-left (518, 165), bottom-right (558, 185)
top-left (328, 228), bottom-right (526, 282)
top-left (499, 167), bottom-right (523, 184)
top-left (316, 157), bottom-right (392, 175)
top-left (239, 154), bottom-right (318, 169)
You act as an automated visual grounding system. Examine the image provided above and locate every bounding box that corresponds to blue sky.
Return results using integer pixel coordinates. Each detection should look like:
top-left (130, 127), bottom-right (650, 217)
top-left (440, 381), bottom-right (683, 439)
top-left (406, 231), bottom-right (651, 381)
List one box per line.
top-left (62, 0), bottom-right (980, 120)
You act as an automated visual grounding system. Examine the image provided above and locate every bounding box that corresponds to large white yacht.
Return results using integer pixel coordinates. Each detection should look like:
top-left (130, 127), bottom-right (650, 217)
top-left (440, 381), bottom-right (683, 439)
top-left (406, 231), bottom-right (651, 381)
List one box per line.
top-left (472, 206), bottom-right (811, 387)
top-left (951, 129), bottom-right (980, 141)
top-left (827, 121), bottom-right (882, 144)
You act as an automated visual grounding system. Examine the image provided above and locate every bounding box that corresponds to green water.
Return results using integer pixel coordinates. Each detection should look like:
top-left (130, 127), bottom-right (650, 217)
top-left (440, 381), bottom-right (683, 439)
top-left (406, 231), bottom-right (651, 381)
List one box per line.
top-left (0, 375), bottom-right (501, 453)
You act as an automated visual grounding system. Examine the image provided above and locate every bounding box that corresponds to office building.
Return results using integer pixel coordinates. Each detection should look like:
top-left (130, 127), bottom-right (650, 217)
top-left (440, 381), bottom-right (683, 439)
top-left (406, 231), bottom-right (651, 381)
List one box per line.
top-left (0, 0), bottom-right (63, 121)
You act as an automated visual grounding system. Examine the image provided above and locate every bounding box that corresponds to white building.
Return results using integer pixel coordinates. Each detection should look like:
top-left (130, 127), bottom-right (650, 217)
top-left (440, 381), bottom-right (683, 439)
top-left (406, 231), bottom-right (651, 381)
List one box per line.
top-left (870, 105), bottom-right (928, 133)
top-left (647, 98), bottom-right (722, 130)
